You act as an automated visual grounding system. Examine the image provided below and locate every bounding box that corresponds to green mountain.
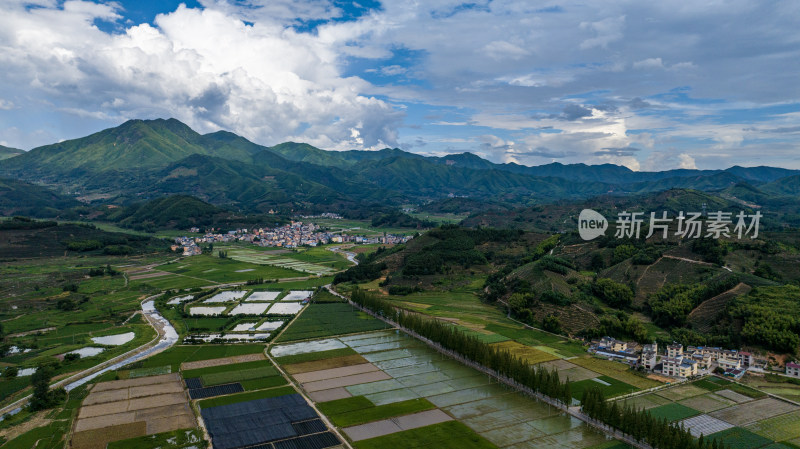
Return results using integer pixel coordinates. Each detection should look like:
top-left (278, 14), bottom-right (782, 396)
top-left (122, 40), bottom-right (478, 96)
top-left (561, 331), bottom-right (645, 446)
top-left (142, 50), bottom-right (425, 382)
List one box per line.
top-left (0, 145), bottom-right (23, 161)
top-left (0, 178), bottom-right (80, 217)
top-left (761, 174), bottom-right (800, 196)
top-left (1, 118), bottom-right (799, 217)
top-left (2, 118), bottom-right (259, 177)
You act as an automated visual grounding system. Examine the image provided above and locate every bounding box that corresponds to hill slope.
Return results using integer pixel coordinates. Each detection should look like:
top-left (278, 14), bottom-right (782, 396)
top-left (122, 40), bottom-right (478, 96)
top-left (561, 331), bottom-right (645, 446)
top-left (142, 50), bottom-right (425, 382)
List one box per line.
top-left (2, 118), bottom-right (259, 176)
top-left (0, 178), bottom-right (80, 217)
top-left (0, 145), bottom-right (23, 161)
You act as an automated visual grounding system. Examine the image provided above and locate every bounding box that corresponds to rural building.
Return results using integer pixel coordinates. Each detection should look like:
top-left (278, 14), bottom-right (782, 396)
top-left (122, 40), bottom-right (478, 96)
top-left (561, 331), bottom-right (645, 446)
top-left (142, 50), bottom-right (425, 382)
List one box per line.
top-left (787, 362), bottom-right (800, 378)
top-left (662, 356), bottom-right (698, 378)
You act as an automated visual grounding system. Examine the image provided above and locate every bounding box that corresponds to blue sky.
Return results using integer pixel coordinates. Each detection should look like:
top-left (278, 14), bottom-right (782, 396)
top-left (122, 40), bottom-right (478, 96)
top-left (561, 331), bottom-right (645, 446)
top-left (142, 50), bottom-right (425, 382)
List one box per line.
top-left (0, 0), bottom-right (799, 170)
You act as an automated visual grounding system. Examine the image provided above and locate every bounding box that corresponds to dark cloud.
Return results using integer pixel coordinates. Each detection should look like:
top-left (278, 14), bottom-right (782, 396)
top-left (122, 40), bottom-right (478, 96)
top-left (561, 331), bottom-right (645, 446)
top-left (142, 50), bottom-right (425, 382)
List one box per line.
top-left (628, 97), bottom-right (652, 109)
top-left (560, 104), bottom-right (593, 121)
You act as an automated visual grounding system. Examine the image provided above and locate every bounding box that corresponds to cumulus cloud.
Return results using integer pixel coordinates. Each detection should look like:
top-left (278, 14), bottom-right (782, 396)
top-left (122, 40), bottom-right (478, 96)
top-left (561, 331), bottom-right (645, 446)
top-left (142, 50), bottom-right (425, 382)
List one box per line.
top-left (0, 1), bottom-right (402, 150)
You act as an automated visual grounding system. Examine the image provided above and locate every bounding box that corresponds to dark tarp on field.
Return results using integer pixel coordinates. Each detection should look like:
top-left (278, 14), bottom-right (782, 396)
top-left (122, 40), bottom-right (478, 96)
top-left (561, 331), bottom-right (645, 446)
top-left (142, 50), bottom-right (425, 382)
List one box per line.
top-left (185, 377), bottom-right (203, 390)
top-left (189, 382), bottom-right (244, 399)
top-left (201, 394), bottom-right (339, 449)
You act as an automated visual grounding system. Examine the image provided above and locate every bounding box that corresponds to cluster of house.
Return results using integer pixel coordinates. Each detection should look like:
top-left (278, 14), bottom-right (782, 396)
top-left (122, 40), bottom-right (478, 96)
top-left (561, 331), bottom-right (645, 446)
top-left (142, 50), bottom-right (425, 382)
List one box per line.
top-left (174, 221), bottom-right (412, 253)
top-left (590, 337), bottom-right (760, 379)
top-left (171, 236), bottom-right (202, 256)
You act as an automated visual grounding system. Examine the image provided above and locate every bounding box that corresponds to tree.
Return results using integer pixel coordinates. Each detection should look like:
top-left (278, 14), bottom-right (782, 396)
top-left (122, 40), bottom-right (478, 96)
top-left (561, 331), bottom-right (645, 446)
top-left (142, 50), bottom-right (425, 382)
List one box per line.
top-left (592, 278), bottom-right (634, 308)
top-left (28, 365), bottom-right (65, 411)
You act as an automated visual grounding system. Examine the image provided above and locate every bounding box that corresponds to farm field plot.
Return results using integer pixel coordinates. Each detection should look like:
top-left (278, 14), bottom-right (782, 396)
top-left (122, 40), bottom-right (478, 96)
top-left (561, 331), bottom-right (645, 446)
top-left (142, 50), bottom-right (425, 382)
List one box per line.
top-left (489, 341), bottom-right (559, 365)
top-left (159, 255), bottom-right (304, 283)
top-left (646, 403), bottom-right (700, 422)
top-left (709, 397), bottom-right (799, 426)
top-left (277, 302), bottom-right (389, 342)
top-left (134, 344), bottom-right (266, 372)
top-left (631, 378), bottom-right (800, 447)
top-left (569, 356), bottom-right (662, 390)
top-left (745, 410), bottom-right (800, 442)
top-left (569, 376), bottom-right (637, 400)
top-left (224, 248), bottom-right (338, 276)
top-left (72, 373), bottom-right (196, 449)
top-left (181, 358), bottom-right (286, 400)
top-left (741, 374), bottom-right (800, 403)
top-left (707, 427), bottom-right (773, 449)
top-left (678, 392), bottom-right (736, 413)
top-left (272, 330), bottom-right (618, 449)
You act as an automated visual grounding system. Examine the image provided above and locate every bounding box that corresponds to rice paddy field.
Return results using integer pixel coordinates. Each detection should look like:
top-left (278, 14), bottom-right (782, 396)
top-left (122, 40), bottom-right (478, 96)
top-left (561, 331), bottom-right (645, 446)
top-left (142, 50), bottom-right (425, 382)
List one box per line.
top-left (271, 330), bottom-right (626, 449)
top-left (616, 376), bottom-right (800, 448)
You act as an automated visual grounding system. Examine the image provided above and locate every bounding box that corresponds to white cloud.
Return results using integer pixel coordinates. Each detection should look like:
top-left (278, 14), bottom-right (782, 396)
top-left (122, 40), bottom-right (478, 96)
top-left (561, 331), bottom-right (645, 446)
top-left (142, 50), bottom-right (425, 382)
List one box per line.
top-left (579, 15), bottom-right (626, 50)
top-left (0, 1), bottom-right (402, 150)
top-left (633, 58), bottom-right (664, 70)
top-left (0, 98), bottom-right (14, 110)
top-left (678, 153), bottom-right (697, 169)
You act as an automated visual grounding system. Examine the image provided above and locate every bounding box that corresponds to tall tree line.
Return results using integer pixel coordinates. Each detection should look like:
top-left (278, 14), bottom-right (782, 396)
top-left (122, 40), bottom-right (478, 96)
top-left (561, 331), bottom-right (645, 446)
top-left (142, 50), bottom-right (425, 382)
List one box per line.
top-left (350, 289), bottom-right (723, 449)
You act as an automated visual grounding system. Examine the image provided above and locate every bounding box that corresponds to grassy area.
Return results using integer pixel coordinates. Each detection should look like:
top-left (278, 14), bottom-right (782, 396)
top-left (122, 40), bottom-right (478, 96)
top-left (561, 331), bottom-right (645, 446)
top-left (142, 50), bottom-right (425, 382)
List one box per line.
top-left (197, 386), bottom-right (296, 409)
top-left (277, 302), bottom-right (390, 342)
top-left (570, 375), bottom-right (638, 400)
top-left (353, 421), bottom-right (497, 449)
top-left (272, 347), bottom-right (357, 365)
top-left (322, 397), bottom-right (436, 427)
top-left (107, 428), bottom-right (207, 449)
top-left (646, 403), bottom-right (700, 422)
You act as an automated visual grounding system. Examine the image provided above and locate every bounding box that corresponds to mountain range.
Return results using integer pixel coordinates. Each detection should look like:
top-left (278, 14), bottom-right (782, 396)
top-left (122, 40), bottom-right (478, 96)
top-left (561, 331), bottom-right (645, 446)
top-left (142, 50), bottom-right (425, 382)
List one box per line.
top-left (1, 118), bottom-right (799, 217)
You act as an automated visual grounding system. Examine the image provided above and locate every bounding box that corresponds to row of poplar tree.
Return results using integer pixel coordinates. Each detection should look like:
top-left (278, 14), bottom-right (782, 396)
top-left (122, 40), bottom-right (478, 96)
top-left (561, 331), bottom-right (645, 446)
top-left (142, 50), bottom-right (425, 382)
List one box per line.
top-left (350, 288), bottom-right (726, 449)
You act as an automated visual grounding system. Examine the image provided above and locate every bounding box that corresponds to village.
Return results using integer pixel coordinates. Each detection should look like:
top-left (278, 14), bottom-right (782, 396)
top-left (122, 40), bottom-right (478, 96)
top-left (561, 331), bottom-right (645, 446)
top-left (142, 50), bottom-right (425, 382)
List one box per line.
top-left (173, 220), bottom-right (412, 256)
top-left (589, 335), bottom-right (800, 381)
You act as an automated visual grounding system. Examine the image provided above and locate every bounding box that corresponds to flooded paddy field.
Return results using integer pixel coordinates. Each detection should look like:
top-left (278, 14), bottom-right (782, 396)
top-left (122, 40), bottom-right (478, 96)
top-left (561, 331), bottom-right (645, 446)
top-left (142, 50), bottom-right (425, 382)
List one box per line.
top-left (272, 330), bottom-right (623, 449)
